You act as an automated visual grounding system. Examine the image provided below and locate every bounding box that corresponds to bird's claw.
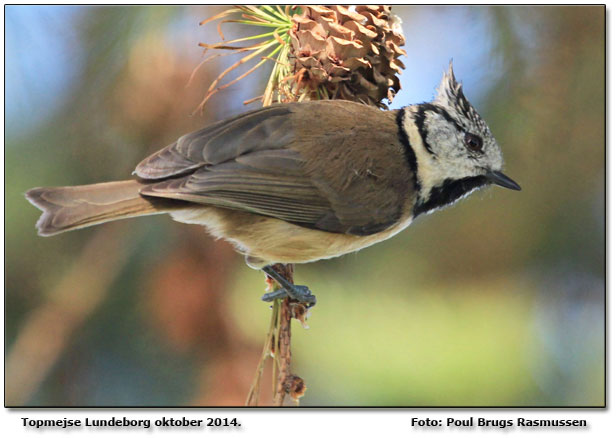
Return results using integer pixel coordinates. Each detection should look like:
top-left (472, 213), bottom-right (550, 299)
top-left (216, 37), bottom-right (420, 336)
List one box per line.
top-left (261, 284), bottom-right (317, 307)
top-left (261, 289), bottom-right (287, 302)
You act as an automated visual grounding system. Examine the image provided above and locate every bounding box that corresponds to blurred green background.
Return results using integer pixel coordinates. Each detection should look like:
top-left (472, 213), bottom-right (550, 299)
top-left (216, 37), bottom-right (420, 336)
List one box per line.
top-left (5, 5), bottom-right (605, 406)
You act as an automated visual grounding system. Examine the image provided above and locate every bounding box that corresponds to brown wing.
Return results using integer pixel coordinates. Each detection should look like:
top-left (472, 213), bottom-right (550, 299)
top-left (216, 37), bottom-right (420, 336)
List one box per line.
top-left (141, 148), bottom-right (337, 225)
top-left (134, 105), bottom-right (294, 179)
top-left (137, 101), bottom-right (412, 235)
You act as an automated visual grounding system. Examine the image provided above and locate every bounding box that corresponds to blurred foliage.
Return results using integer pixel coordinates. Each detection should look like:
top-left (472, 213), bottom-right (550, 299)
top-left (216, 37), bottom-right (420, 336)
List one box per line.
top-left (5, 5), bottom-right (604, 406)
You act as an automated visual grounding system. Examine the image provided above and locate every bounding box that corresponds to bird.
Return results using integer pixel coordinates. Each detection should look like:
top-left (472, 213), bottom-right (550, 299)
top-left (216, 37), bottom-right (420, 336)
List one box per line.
top-left (26, 63), bottom-right (520, 306)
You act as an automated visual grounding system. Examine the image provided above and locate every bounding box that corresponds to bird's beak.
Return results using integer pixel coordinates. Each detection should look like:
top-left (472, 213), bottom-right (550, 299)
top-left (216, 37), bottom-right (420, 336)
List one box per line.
top-left (485, 170), bottom-right (521, 191)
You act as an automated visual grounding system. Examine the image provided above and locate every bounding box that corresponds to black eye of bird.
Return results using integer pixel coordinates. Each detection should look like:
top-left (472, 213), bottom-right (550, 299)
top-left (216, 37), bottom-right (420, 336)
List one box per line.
top-left (464, 132), bottom-right (483, 152)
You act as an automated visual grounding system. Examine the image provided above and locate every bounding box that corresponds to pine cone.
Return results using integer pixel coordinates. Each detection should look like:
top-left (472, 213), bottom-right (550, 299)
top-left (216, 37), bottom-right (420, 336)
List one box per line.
top-left (289, 5), bottom-right (406, 107)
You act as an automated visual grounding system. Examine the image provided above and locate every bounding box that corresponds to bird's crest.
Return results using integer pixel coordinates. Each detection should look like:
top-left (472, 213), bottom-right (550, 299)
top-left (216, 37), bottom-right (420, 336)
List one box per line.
top-left (434, 61), bottom-right (485, 132)
top-left (434, 61), bottom-right (464, 108)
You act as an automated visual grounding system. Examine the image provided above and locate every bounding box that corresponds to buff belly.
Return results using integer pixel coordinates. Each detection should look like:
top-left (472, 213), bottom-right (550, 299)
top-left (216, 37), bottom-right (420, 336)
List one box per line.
top-left (170, 206), bottom-right (413, 268)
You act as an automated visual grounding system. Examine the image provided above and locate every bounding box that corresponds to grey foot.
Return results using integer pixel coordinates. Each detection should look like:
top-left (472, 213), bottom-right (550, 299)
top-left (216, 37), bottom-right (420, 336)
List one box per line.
top-left (261, 265), bottom-right (317, 307)
top-left (261, 285), bottom-right (316, 306)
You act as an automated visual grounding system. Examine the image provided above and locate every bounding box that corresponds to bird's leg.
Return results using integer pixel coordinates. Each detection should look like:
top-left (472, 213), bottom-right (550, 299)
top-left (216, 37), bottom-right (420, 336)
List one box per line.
top-left (261, 265), bottom-right (316, 307)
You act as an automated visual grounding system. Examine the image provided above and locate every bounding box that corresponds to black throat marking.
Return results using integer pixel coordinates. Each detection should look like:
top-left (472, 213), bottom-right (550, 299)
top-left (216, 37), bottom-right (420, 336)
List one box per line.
top-left (396, 108), bottom-right (421, 195)
top-left (413, 176), bottom-right (488, 218)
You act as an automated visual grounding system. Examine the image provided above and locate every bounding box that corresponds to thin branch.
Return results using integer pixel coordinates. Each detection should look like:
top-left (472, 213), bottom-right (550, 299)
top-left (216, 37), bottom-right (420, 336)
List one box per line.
top-left (245, 299), bottom-right (279, 406)
top-left (273, 296), bottom-right (293, 405)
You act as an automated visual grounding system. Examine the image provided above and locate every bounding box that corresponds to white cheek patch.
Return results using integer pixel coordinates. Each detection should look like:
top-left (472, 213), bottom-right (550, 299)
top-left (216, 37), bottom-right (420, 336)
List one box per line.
top-left (426, 115), bottom-right (458, 151)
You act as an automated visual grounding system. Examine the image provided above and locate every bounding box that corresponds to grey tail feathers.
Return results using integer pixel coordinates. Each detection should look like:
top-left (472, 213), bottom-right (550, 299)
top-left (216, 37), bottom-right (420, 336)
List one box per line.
top-left (25, 180), bottom-right (171, 236)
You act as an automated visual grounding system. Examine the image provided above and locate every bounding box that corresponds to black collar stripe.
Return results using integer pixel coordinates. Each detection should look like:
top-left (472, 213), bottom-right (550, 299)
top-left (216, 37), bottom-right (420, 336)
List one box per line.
top-left (413, 176), bottom-right (487, 218)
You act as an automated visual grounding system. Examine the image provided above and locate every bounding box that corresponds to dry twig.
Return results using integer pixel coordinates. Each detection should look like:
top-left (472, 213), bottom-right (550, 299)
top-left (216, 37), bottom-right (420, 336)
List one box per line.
top-left (245, 264), bottom-right (306, 406)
